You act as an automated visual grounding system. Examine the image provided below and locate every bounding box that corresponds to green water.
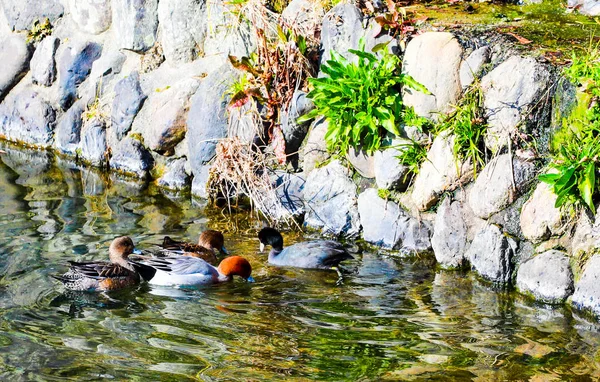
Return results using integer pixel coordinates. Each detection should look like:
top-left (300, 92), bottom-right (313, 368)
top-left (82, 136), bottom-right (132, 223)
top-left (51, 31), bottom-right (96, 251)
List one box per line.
top-left (0, 144), bottom-right (599, 381)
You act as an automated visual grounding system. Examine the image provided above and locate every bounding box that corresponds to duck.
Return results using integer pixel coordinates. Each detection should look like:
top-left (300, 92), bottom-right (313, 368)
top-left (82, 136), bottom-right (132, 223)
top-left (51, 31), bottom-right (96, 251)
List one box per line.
top-left (52, 236), bottom-right (153, 292)
top-left (158, 230), bottom-right (229, 265)
top-left (257, 227), bottom-right (354, 271)
top-left (131, 255), bottom-right (254, 286)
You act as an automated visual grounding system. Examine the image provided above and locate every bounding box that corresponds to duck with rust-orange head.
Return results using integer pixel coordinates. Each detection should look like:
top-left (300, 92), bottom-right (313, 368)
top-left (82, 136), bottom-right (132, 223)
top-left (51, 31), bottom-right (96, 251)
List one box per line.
top-left (52, 236), bottom-right (153, 292)
top-left (130, 255), bottom-right (254, 286)
top-left (159, 230), bottom-right (228, 265)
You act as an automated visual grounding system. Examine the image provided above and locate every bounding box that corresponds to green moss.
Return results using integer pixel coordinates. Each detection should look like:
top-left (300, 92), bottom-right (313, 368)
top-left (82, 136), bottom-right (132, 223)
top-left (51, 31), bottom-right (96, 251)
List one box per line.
top-left (377, 188), bottom-right (391, 200)
top-left (26, 18), bottom-right (52, 44)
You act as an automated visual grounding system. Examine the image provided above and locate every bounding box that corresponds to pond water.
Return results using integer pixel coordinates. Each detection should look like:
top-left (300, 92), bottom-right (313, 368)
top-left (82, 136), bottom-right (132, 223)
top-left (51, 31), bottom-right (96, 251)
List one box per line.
top-left (0, 144), bottom-right (599, 381)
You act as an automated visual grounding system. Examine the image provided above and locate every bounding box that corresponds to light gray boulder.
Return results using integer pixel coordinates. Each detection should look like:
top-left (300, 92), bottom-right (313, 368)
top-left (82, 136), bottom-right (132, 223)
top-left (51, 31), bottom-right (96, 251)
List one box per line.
top-left (374, 143), bottom-right (410, 191)
top-left (358, 188), bottom-right (431, 251)
top-left (133, 79), bottom-right (198, 153)
top-left (281, 90), bottom-right (314, 167)
top-left (112, 0), bottom-right (159, 52)
top-left (460, 46), bottom-right (490, 89)
top-left (262, 171), bottom-right (306, 220)
top-left (80, 118), bottom-right (107, 166)
top-left (111, 71), bottom-right (146, 141)
top-left (57, 40), bottom-right (102, 110)
top-left (572, 255), bottom-right (600, 316)
top-left (468, 154), bottom-right (536, 219)
top-left (109, 137), bottom-right (153, 177)
top-left (0, 89), bottom-right (56, 146)
top-left (282, 0), bottom-right (325, 33)
top-left (158, 0), bottom-right (206, 63)
top-left (516, 250), bottom-right (573, 304)
top-left (2, 0), bottom-right (63, 31)
top-left (203, 0), bottom-right (255, 58)
top-left (411, 131), bottom-right (473, 211)
top-left (302, 117), bottom-right (329, 173)
top-left (571, 209), bottom-right (600, 256)
top-left (55, 100), bottom-right (85, 155)
top-left (568, 0), bottom-right (600, 15)
top-left (466, 224), bottom-right (518, 284)
top-left (0, 33), bottom-right (31, 101)
top-left (30, 36), bottom-right (58, 87)
top-left (320, 3), bottom-right (363, 65)
top-left (520, 181), bottom-right (567, 243)
top-left (402, 32), bottom-right (463, 120)
top-left (157, 157), bottom-right (190, 190)
top-left (347, 147), bottom-right (375, 178)
top-left (69, 0), bottom-right (112, 34)
top-left (432, 197), bottom-right (468, 268)
top-left (303, 160), bottom-right (361, 237)
top-left (481, 56), bottom-right (551, 152)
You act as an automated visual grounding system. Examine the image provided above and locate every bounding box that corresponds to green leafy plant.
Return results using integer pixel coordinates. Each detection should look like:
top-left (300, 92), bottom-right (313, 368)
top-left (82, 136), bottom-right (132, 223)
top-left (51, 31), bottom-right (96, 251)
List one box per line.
top-left (541, 46), bottom-right (600, 213)
top-left (437, 83), bottom-right (487, 176)
top-left (396, 139), bottom-right (429, 177)
top-left (301, 42), bottom-right (430, 155)
top-left (27, 18), bottom-right (52, 44)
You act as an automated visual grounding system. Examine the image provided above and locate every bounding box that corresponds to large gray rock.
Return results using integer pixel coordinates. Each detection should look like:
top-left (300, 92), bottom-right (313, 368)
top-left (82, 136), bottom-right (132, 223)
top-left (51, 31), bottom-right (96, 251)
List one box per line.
top-left (411, 131), bottom-right (473, 211)
top-left (303, 160), bottom-right (361, 237)
top-left (432, 197), bottom-right (468, 268)
top-left (571, 209), bottom-right (600, 256)
top-left (158, 0), bottom-right (205, 63)
top-left (468, 154), bottom-right (536, 219)
top-left (568, 0), bottom-right (600, 15)
top-left (111, 71), bottom-right (146, 140)
top-left (54, 100), bottom-right (85, 155)
top-left (30, 36), bottom-right (58, 87)
top-left (466, 224), bottom-right (518, 284)
top-left (374, 143), bottom-right (410, 191)
top-left (460, 46), bottom-right (490, 89)
top-left (281, 90), bottom-right (314, 167)
top-left (187, 64), bottom-right (235, 196)
top-left (358, 188), bottom-right (431, 251)
top-left (261, 171), bottom-right (307, 220)
top-left (2, 0), bottom-right (63, 31)
top-left (57, 40), bottom-right (102, 110)
top-left (516, 250), bottom-right (573, 304)
top-left (520, 181), bottom-right (566, 243)
top-left (302, 117), bottom-right (329, 173)
top-left (69, 0), bottom-right (112, 34)
top-left (157, 158), bottom-right (190, 190)
top-left (133, 79), bottom-right (198, 153)
top-left (402, 32), bottom-right (463, 120)
top-left (0, 33), bottom-right (31, 101)
top-left (109, 137), bottom-right (153, 177)
top-left (80, 118), bottom-right (107, 166)
top-left (481, 56), bottom-right (551, 152)
top-left (347, 147), bottom-right (375, 178)
top-left (320, 4), bottom-right (363, 64)
top-left (0, 89), bottom-right (56, 146)
top-left (572, 255), bottom-right (600, 316)
top-left (282, 0), bottom-right (325, 35)
top-left (203, 0), bottom-right (255, 58)
top-left (112, 0), bottom-right (159, 52)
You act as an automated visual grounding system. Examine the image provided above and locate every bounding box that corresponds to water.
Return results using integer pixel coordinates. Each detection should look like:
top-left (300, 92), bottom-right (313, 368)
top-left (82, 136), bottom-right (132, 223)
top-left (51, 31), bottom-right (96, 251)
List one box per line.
top-left (0, 144), bottom-right (599, 381)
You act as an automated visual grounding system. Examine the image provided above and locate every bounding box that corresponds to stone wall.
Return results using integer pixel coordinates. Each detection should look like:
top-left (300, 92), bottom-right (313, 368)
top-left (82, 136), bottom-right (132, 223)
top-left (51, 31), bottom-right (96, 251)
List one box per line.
top-left (1, 0), bottom-right (600, 318)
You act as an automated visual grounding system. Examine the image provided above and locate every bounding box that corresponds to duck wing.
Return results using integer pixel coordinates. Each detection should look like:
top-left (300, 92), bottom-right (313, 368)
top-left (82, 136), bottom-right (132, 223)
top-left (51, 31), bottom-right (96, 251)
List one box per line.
top-left (66, 261), bottom-right (137, 280)
top-left (134, 256), bottom-right (215, 276)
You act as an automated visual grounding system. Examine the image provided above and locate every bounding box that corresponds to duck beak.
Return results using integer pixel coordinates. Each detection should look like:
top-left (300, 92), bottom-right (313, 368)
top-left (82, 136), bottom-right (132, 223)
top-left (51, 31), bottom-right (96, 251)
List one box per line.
top-left (246, 276), bottom-right (255, 283)
top-left (259, 243), bottom-right (265, 253)
top-left (221, 246), bottom-right (230, 255)
top-left (133, 248), bottom-right (143, 255)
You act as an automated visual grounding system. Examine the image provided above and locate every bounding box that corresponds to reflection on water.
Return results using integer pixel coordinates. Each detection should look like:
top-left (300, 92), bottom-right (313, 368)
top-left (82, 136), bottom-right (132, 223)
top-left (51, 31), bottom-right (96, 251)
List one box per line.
top-left (0, 143), bottom-right (599, 380)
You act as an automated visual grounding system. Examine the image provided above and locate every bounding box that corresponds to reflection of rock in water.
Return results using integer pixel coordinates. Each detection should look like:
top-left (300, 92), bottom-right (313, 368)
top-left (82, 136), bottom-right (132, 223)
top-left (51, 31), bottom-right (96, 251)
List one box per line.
top-left (431, 271), bottom-right (474, 317)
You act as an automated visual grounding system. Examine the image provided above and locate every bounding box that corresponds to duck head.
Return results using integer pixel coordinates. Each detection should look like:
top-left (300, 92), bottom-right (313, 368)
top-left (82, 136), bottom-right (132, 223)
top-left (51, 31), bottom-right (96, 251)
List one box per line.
top-left (109, 236), bottom-right (138, 265)
top-left (258, 227), bottom-right (284, 253)
top-left (198, 230), bottom-right (228, 254)
top-left (217, 256), bottom-right (254, 282)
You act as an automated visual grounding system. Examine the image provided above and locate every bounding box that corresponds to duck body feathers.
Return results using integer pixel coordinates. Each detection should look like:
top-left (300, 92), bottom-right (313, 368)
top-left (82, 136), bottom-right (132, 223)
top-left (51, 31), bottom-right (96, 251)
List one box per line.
top-left (159, 236), bottom-right (218, 265)
top-left (269, 240), bottom-right (353, 269)
top-left (132, 256), bottom-right (222, 286)
top-left (53, 261), bottom-right (140, 292)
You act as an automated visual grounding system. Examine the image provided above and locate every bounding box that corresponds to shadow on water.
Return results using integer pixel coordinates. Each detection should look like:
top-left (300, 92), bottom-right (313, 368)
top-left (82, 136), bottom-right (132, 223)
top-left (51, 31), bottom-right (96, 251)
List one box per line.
top-left (0, 143), bottom-right (599, 380)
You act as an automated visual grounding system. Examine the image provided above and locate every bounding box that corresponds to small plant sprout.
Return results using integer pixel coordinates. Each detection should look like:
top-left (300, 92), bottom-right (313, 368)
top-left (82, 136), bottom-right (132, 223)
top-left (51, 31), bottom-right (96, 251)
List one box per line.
top-left (27, 18), bottom-right (53, 44)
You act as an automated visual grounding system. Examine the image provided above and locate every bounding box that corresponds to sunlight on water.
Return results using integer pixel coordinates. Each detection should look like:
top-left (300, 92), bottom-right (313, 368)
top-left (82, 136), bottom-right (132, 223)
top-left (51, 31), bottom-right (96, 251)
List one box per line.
top-left (0, 143), bottom-right (599, 380)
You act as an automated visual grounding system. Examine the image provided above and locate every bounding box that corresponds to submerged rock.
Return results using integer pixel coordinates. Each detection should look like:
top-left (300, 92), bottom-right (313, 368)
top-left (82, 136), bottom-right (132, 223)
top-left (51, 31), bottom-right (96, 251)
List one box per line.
top-left (411, 131), bottom-right (473, 211)
top-left (357, 188), bottom-right (431, 251)
top-left (109, 137), bottom-right (153, 177)
top-left (111, 71), bottom-right (146, 141)
top-left (30, 36), bottom-right (59, 87)
top-left (69, 0), bottom-right (112, 34)
top-left (0, 89), bottom-right (56, 147)
top-left (57, 40), bottom-right (102, 110)
top-left (432, 197), bottom-right (468, 268)
top-left (572, 255), bottom-right (600, 316)
top-left (0, 33), bottom-right (31, 101)
top-left (55, 100), bottom-right (85, 155)
top-left (481, 56), bottom-right (551, 152)
top-left (466, 224), bottom-right (518, 284)
top-left (516, 250), bottom-right (573, 304)
top-left (468, 154), bottom-right (536, 219)
top-left (303, 160), bottom-right (361, 237)
top-left (520, 181), bottom-right (567, 243)
top-left (112, 0), bottom-right (159, 52)
top-left (2, 0), bottom-right (64, 31)
top-left (402, 32), bottom-right (463, 120)
top-left (158, 0), bottom-right (206, 63)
